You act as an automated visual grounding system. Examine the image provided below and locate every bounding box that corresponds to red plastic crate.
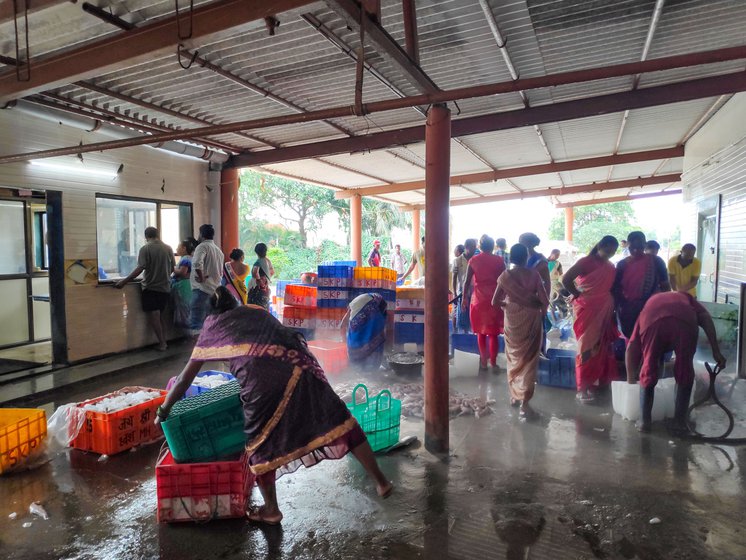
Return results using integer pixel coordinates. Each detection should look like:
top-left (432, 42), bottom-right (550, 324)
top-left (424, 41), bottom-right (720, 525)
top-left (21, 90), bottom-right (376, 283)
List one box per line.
top-left (307, 339), bottom-right (348, 375)
top-left (282, 305), bottom-right (317, 329)
top-left (284, 284), bottom-right (317, 308)
top-left (156, 449), bottom-right (254, 523)
top-left (70, 387), bottom-right (167, 456)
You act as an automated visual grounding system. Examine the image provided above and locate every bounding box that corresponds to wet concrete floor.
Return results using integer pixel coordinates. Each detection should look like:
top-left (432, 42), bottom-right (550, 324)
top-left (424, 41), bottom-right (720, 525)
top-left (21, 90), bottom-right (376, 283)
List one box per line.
top-left (2, 350), bottom-right (746, 560)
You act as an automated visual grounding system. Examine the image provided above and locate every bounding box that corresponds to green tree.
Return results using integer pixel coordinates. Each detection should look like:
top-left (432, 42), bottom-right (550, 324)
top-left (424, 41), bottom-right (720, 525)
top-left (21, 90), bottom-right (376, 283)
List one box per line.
top-left (239, 170), bottom-right (337, 248)
top-left (549, 202), bottom-right (640, 253)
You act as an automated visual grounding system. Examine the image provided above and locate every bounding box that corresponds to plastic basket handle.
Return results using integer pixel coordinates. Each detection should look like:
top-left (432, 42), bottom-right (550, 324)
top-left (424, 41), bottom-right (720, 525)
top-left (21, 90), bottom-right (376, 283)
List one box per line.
top-left (351, 384), bottom-right (369, 407)
top-left (376, 390), bottom-right (392, 412)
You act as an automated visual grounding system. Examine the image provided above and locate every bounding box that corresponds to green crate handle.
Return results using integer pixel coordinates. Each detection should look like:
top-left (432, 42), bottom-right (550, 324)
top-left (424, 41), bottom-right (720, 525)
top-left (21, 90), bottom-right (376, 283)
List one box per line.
top-left (376, 389), bottom-right (392, 412)
top-left (351, 384), bottom-right (369, 407)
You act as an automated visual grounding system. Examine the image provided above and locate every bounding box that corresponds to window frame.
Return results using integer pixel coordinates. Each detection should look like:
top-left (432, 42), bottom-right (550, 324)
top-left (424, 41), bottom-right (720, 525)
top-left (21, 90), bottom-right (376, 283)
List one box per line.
top-left (95, 193), bottom-right (194, 284)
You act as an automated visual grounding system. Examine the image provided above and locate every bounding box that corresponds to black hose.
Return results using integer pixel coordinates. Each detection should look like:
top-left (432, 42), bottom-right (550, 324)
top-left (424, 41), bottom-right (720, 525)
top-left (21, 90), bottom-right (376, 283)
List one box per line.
top-left (682, 362), bottom-right (746, 444)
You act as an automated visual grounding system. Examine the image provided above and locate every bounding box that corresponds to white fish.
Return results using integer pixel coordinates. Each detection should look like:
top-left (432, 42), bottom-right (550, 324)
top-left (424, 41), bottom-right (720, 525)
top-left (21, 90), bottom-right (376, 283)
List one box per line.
top-left (29, 502), bottom-right (49, 520)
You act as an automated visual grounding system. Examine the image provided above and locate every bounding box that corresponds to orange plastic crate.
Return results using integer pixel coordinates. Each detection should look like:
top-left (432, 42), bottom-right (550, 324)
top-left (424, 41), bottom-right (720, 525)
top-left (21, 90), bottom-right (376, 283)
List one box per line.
top-left (70, 387), bottom-right (167, 456)
top-left (284, 284), bottom-right (317, 308)
top-left (156, 449), bottom-right (254, 523)
top-left (0, 409), bottom-right (47, 474)
top-left (307, 339), bottom-right (348, 375)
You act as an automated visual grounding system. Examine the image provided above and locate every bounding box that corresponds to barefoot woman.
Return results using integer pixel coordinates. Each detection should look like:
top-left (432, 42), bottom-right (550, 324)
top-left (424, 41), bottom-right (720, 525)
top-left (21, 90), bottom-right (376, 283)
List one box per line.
top-left (157, 287), bottom-right (392, 525)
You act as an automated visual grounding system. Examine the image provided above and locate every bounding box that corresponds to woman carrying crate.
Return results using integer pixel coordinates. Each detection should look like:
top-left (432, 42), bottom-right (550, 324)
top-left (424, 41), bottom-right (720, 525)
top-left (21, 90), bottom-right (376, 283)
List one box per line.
top-left (157, 287), bottom-right (392, 525)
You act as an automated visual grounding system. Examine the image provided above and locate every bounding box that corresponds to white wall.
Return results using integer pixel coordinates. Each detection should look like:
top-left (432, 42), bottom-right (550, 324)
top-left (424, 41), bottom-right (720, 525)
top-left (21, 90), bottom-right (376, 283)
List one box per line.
top-left (683, 93), bottom-right (746, 174)
top-left (0, 107), bottom-right (216, 362)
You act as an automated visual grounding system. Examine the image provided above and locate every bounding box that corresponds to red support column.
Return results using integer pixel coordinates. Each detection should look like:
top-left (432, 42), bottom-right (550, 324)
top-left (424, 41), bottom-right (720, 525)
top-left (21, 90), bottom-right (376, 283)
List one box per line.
top-left (350, 194), bottom-right (363, 266)
top-left (411, 208), bottom-right (421, 279)
top-left (220, 167), bottom-right (240, 259)
top-left (424, 104), bottom-right (450, 456)
top-left (564, 206), bottom-right (574, 242)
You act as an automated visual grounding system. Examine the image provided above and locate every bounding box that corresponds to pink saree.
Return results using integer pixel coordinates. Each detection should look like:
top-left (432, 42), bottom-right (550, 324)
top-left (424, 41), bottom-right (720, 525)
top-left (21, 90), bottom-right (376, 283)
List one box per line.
top-left (495, 269), bottom-right (547, 402)
top-left (572, 256), bottom-right (619, 391)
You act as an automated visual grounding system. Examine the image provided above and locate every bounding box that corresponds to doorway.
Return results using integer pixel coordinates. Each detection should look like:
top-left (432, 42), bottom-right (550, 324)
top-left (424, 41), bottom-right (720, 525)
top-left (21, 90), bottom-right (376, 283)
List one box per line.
top-left (696, 195), bottom-right (720, 303)
top-left (0, 193), bottom-right (53, 375)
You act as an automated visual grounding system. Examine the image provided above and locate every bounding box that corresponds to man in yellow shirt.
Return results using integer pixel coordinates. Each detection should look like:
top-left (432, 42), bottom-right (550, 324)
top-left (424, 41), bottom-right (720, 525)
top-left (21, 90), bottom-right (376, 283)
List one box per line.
top-left (667, 244), bottom-right (701, 297)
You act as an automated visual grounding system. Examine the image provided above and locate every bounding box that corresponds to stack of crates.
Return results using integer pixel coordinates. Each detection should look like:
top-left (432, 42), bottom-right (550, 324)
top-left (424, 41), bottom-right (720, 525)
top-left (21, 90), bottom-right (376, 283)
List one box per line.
top-left (352, 267), bottom-right (397, 307)
top-left (317, 264), bottom-right (354, 309)
top-left (282, 284), bottom-right (317, 340)
top-left (158, 380), bottom-right (252, 523)
top-left (394, 286), bottom-right (425, 351)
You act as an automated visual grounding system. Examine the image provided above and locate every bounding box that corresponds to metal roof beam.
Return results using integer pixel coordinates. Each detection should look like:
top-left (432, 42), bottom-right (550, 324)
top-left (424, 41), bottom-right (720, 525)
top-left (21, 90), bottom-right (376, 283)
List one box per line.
top-left (231, 71), bottom-right (744, 167)
top-left (0, 0), bottom-right (315, 103)
top-left (325, 0), bottom-right (438, 94)
top-left (2, 63), bottom-right (745, 166)
top-left (400, 174), bottom-right (681, 210)
top-left (333, 147), bottom-right (684, 198)
top-left (553, 189), bottom-right (682, 209)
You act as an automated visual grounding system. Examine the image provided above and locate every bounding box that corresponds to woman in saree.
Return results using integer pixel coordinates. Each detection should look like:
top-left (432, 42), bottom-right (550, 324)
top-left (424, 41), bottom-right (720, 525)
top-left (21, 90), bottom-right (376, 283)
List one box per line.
top-left (157, 287), bottom-right (392, 525)
top-left (247, 242), bottom-right (274, 309)
top-left (171, 237), bottom-right (197, 328)
top-left (223, 248), bottom-right (249, 305)
top-left (562, 236), bottom-right (620, 404)
top-left (614, 231), bottom-right (670, 339)
top-left (462, 235), bottom-right (506, 370)
top-left (341, 292), bottom-right (388, 370)
top-left (492, 244), bottom-right (549, 416)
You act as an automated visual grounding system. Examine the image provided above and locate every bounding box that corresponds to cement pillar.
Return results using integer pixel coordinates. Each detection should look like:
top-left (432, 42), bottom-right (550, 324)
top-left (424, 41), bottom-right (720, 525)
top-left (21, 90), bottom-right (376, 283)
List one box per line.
top-left (564, 206), bottom-right (574, 242)
top-left (412, 208), bottom-right (421, 279)
top-left (350, 194), bottom-right (363, 266)
top-left (424, 103), bottom-right (450, 457)
top-left (220, 167), bottom-right (240, 260)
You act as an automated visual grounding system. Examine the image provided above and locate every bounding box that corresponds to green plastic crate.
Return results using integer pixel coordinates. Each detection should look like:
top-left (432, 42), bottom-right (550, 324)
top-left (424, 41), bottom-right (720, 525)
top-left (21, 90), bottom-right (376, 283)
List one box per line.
top-left (346, 384), bottom-right (401, 452)
top-left (161, 380), bottom-right (246, 463)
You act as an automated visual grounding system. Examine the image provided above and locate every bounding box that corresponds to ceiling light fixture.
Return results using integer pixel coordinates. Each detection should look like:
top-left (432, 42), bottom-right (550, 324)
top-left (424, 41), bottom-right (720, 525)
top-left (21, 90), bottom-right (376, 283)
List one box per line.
top-left (28, 157), bottom-right (123, 179)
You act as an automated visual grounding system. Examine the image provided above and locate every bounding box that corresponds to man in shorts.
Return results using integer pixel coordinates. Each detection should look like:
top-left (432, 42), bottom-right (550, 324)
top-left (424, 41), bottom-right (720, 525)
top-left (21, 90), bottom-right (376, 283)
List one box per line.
top-left (116, 226), bottom-right (175, 351)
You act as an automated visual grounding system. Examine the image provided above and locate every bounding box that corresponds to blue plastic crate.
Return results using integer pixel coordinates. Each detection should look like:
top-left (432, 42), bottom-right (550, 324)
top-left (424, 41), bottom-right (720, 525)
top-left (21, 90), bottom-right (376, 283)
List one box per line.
top-left (166, 370), bottom-right (236, 399)
top-left (317, 298), bottom-right (349, 309)
top-left (394, 322), bottom-right (424, 344)
top-left (321, 260), bottom-right (357, 267)
top-left (317, 265), bottom-right (354, 278)
top-left (452, 333), bottom-right (479, 354)
top-left (538, 349), bottom-right (576, 389)
top-left (275, 280), bottom-right (301, 298)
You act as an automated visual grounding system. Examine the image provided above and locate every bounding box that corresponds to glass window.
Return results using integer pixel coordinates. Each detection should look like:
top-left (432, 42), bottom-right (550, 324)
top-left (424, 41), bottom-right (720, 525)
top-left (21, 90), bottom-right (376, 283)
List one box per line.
top-left (32, 208), bottom-right (49, 270)
top-left (0, 200), bottom-right (27, 275)
top-left (95, 196), bottom-right (192, 280)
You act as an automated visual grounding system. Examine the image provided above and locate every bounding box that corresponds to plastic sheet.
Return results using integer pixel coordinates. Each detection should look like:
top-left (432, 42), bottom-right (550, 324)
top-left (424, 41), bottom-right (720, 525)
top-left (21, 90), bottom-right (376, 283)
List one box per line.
top-left (46, 403), bottom-right (86, 452)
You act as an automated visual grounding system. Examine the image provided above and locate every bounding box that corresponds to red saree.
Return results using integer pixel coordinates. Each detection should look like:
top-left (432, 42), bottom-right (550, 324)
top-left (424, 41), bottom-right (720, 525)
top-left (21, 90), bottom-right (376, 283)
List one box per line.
top-left (468, 252), bottom-right (505, 335)
top-left (572, 256), bottom-right (619, 391)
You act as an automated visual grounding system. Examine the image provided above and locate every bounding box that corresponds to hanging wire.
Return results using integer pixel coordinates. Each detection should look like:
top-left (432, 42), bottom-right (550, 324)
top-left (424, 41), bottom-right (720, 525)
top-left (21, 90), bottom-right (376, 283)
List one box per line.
top-left (177, 44), bottom-right (198, 70)
top-left (13, 0), bottom-right (30, 82)
top-left (174, 0), bottom-right (194, 41)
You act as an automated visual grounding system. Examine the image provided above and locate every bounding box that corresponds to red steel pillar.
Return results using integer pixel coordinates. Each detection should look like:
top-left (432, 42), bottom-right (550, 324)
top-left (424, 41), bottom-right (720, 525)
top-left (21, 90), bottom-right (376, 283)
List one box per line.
top-left (412, 208), bottom-right (421, 279)
top-left (564, 206), bottom-right (574, 242)
top-left (220, 167), bottom-right (240, 259)
top-left (350, 194), bottom-right (363, 266)
top-left (424, 103), bottom-right (451, 457)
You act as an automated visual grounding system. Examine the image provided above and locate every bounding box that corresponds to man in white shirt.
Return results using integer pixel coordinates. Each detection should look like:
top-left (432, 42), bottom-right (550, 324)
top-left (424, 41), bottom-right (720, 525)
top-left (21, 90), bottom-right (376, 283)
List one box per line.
top-left (189, 224), bottom-right (224, 334)
top-left (390, 244), bottom-right (406, 276)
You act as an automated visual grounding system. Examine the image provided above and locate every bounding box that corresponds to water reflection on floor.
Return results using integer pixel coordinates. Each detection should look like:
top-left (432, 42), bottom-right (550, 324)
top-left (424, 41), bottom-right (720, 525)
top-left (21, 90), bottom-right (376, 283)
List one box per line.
top-left (2, 355), bottom-right (746, 559)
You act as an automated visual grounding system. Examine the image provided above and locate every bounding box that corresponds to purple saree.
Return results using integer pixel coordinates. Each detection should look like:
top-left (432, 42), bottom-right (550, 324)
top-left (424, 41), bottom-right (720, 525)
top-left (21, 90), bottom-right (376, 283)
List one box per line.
top-left (191, 305), bottom-right (365, 477)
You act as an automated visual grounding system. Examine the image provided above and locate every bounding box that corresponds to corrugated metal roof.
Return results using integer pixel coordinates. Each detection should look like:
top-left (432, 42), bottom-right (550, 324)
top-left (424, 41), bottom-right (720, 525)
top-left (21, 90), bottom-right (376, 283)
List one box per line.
top-left (1, 0), bottom-right (744, 204)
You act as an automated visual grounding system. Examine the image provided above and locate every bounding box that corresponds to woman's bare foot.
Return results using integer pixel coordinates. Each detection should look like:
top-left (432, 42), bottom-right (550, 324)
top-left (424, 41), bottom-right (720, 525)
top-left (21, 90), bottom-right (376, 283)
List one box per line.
top-left (377, 481), bottom-right (394, 498)
top-left (246, 505), bottom-right (283, 525)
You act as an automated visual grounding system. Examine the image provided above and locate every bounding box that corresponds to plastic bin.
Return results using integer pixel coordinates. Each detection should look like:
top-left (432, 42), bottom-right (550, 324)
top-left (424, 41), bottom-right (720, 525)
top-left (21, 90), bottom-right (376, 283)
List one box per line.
top-left (156, 449), bottom-right (254, 523)
top-left (346, 384), bottom-right (401, 452)
top-left (451, 333), bottom-right (504, 355)
top-left (307, 339), bottom-right (348, 375)
top-left (537, 349), bottom-right (577, 390)
top-left (161, 380), bottom-right (245, 463)
top-left (166, 371), bottom-right (236, 399)
top-left (0, 408), bottom-right (47, 474)
top-left (284, 284), bottom-right (317, 308)
top-left (70, 387), bottom-right (167, 455)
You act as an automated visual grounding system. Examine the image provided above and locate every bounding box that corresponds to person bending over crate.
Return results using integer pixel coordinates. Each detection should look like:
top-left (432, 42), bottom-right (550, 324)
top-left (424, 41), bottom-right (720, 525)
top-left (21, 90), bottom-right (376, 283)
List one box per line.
top-left (156, 287), bottom-right (392, 525)
top-left (625, 291), bottom-right (727, 434)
